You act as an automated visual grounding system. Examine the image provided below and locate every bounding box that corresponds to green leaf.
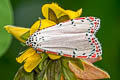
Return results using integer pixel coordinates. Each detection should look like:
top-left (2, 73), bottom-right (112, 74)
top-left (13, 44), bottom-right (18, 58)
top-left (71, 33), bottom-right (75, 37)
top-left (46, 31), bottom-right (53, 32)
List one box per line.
top-left (37, 59), bottom-right (51, 80)
top-left (62, 58), bottom-right (78, 80)
top-left (50, 61), bottom-right (56, 80)
top-left (39, 53), bottom-right (48, 70)
top-left (70, 59), bottom-right (84, 70)
top-left (0, 0), bottom-right (13, 57)
top-left (46, 61), bottom-right (52, 80)
top-left (20, 30), bottom-right (30, 41)
top-left (20, 42), bottom-right (27, 46)
top-left (55, 60), bottom-right (62, 80)
top-left (14, 66), bottom-right (34, 80)
top-left (42, 73), bottom-right (47, 80)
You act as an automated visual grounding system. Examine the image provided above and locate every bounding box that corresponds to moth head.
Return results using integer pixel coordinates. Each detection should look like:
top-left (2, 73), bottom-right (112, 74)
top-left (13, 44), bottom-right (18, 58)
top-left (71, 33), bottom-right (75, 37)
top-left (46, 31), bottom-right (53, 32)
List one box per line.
top-left (26, 31), bottom-right (42, 49)
top-left (26, 32), bottom-right (38, 48)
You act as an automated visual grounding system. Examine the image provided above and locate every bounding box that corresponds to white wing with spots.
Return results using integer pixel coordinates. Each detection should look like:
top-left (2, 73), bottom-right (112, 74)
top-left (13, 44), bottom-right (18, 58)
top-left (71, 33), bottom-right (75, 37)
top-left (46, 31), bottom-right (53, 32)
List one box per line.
top-left (26, 17), bottom-right (102, 58)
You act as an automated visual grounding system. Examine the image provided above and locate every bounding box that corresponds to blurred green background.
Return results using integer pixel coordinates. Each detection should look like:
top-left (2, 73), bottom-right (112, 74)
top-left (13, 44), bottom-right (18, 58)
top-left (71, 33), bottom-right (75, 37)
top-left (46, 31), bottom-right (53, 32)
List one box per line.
top-left (0, 0), bottom-right (120, 80)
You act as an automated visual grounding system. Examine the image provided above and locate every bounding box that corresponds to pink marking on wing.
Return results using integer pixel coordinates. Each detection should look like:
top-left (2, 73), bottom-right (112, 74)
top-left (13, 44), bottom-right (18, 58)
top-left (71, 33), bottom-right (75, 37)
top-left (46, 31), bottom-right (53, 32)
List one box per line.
top-left (89, 17), bottom-right (95, 21)
top-left (91, 30), bottom-right (94, 33)
top-left (96, 50), bottom-right (99, 52)
top-left (36, 48), bottom-right (89, 58)
top-left (77, 56), bottom-right (87, 58)
top-left (96, 45), bottom-right (99, 48)
top-left (91, 53), bottom-right (96, 58)
top-left (37, 48), bottom-right (44, 52)
top-left (94, 22), bottom-right (97, 25)
top-left (63, 54), bottom-right (72, 57)
top-left (95, 43), bottom-right (98, 45)
top-left (46, 51), bottom-right (57, 55)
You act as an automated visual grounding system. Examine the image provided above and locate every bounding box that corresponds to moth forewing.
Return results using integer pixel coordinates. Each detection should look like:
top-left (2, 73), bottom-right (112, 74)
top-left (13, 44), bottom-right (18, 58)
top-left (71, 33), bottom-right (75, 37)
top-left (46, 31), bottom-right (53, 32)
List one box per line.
top-left (26, 17), bottom-right (102, 58)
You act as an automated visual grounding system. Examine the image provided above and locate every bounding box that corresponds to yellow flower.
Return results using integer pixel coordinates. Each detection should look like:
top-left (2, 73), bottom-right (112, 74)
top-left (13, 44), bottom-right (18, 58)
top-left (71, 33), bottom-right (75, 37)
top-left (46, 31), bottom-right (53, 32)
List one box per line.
top-left (42, 3), bottom-right (82, 20)
top-left (5, 25), bottom-right (29, 43)
top-left (4, 3), bottom-right (82, 72)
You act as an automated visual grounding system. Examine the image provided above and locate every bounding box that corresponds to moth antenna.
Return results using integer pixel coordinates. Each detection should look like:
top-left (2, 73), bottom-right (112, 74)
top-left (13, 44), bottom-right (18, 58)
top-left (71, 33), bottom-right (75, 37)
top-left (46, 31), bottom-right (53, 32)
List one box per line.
top-left (38, 17), bottom-right (42, 30)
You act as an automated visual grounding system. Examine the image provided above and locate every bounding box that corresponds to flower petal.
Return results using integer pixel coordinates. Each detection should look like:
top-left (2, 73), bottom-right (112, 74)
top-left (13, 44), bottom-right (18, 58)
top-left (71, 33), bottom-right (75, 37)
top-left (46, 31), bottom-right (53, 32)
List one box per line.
top-left (48, 54), bottom-right (61, 60)
top-left (30, 19), bottom-right (56, 35)
top-left (16, 48), bottom-right (35, 63)
top-left (4, 25), bottom-right (30, 43)
top-left (69, 60), bottom-right (110, 79)
top-left (65, 8), bottom-right (82, 19)
top-left (42, 3), bottom-right (66, 19)
top-left (24, 53), bottom-right (41, 72)
top-left (42, 3), bottom-right (82, 20)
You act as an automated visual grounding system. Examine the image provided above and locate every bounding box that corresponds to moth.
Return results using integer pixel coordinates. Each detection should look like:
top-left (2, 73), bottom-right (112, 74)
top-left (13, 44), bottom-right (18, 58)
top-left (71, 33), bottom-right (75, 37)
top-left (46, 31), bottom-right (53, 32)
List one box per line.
top-left (26, 17), bottom-right (102, 58)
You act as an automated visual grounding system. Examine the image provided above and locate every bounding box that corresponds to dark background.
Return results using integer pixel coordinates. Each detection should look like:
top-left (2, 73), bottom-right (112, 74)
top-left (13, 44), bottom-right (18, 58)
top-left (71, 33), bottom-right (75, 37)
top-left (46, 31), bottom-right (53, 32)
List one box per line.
top-left (0, 0), bottom-right (120, 80)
